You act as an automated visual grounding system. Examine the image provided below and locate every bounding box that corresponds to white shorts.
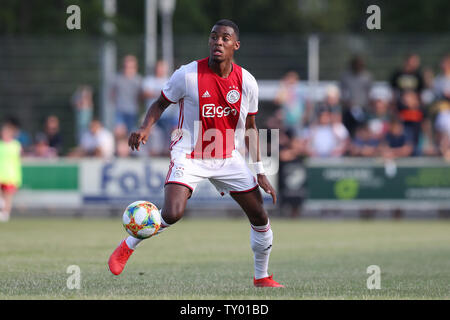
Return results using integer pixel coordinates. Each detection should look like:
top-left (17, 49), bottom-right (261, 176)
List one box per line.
top-left (164, 149), bottom-right (258, 196)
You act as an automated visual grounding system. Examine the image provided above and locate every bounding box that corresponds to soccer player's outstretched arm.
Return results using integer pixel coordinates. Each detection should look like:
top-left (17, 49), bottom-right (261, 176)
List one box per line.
top-left (128, 95), bottom-right (172, 151)
top-left (245, 115), bottom-right (277, 204)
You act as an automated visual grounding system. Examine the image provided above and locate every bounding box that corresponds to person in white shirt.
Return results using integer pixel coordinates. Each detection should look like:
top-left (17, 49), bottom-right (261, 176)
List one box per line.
top-left (435, 108), bottom-right (450, 160)
top-left (108, 19), bottom-right (283, 288)
top-left (142, 60), bottom-right (178, 151)
top-left (80, 119), bottom-right (114, 158)
top-left (306, 108), bottom-right (348, 157)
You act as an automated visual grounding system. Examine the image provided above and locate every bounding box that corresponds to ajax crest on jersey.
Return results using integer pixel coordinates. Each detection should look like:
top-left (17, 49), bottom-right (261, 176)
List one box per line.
top-left (122, 201), bottom-right (161, 239)
top-left (226, 89), bottom-right (240, 104)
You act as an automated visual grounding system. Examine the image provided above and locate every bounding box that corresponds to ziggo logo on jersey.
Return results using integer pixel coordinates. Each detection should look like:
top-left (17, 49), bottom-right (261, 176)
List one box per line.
top-left (202, 104), bottom-right (238, 118)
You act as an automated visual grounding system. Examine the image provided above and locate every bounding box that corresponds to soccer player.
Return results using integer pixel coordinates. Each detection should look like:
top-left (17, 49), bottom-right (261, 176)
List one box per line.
top-left (0, 122), bottom-right (22, 222)
top-left (108, 19), bottom-right (284, 288)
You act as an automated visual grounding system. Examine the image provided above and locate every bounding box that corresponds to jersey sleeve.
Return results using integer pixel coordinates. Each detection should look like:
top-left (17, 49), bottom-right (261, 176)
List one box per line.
top-left (244, 71), bottom-right (259, 115)
top-left (161, 66), bottom-right (186, 104)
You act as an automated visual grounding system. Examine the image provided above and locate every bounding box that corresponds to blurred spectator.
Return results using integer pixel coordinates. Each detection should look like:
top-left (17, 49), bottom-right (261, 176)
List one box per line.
top-left (71, 85), bottom-right (94, 144)
top-left (0, 122), bottom-right (22, 222)
top-left (331, 108), bottom-right (350, 153)
top-left (396, 90), bottom-right (425, 155)
top-left (340, 56), bottom-right (373, 136)
top-left (313, 84), bottom-right (342, 124)
top-left (266, 108), bottom-right (284, 132)
top-left (42, 115), bottom-right (63, 155)
top-left (116, 137), bottom-right (131, 158)
top-left (267, 108), bottom-right (306, 218)
top-left (142, 60), bottom-right (169, 106)
top-left (304, 108), bottom-right (348, 157)
top-left (380, 119), bottom-right (414, 159)
top-left (125, 112), bottom-right (169, 158)
top-left (435, 106), bottom-right (450, 161)
top-left (432, 54), bottom-right (450, 102)
top-left (142, 60), bottom-right (178, 143)
top-left (322, 84), bottom-right (342, 115)
top-left (113, 123), bottom-right (128, 142)
top-left (390, 53), bottom-right (424, 102)
top-left (279, 127), bottom-right (304, 163)
top-left (142, 125), bottom-right (167, 157)
top-left (279, 132), bottom-right (306, 218)
top-left (110, 55), bottom-right (143, 134)
top-left (5, 116), bottom-right (31, 152)
top-left (265, 109), bottom-right (293, 156)
top-left (367, 97), bottom-right (391, 142)
top-left (350, 123), bottom-right (380, 157)
top-left (27, 133), bottom-right (58, 158)
top-left (322, 85), bottom-right (349, 149)
top-left (421, 67), bottom-right (436, 105)
top-left (274, 71), bottom-right (311, 133)
top-left (69, 120), bottom-right (114, 158)
top-left (428, 68), bottom-right (450, 128)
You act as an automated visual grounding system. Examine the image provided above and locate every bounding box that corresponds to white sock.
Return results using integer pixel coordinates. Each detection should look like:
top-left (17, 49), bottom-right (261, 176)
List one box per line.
top-left (155, 210), bottom-right (171, 236)
top-left (250, 221), bottom-right (273, 280)
top-left (125, 213), bottom-right (172, 250)
top-left (125, 236), bottom-right (142, 250)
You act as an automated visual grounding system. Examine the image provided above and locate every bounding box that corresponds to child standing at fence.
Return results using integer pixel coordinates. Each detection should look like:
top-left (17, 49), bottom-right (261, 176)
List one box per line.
top-left (0, 122), bottom-right (22, 222)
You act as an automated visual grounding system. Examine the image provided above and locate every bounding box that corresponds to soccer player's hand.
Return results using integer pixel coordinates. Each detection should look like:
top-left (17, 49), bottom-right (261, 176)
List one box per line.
top-left (128, 128), bottom-right (149, 151)
top-left (257, 174), bottom-right (277, 204)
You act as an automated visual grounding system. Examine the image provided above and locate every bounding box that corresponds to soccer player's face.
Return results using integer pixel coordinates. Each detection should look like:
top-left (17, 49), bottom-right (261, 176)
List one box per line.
top-left (208, 25), bottom-right (240, 63)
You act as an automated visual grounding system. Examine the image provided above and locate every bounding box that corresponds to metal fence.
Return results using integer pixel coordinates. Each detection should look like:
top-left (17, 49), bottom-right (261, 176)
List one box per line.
top-left (1, 33), bottom-right (450, 152)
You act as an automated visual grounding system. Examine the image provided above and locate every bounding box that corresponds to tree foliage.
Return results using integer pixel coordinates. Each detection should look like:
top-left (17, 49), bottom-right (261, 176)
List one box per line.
top-left (1, 0), bottom-right (450, 35)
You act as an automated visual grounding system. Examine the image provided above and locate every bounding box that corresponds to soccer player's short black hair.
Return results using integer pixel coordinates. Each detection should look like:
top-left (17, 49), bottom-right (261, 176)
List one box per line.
top-left (213, 19), bottom-right (239, 39)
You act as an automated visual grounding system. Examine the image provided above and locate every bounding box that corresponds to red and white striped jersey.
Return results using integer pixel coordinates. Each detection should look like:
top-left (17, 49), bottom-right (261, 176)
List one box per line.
top-left (161, 57), bottom-right (259, 159)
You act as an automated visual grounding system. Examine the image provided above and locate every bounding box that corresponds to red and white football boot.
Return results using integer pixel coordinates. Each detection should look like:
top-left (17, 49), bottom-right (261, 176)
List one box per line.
top-left (253, 274), bottom-right (285, 288)
top-left (108, 239), bottom-right (134, 275)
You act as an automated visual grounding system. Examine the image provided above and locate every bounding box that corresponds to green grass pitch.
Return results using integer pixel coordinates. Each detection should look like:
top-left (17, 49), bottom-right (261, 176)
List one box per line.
top-left (0, 217), bottom-right (449, 299)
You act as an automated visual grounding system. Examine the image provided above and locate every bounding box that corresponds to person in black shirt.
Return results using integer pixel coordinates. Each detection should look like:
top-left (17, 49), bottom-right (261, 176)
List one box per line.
top-left (396, 90), bottom-right (425, 155)
top-left (381, 119), bottom-right (414, 159)
top-left (43, 115), bottom-right (63, 155)
top-left (390, 54), bottom-right (424, 103)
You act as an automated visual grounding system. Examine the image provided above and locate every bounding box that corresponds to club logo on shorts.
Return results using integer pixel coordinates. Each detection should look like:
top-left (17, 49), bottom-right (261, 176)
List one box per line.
top-left (174, 166), bottom-right (184, 178)
top-left (226, 89), bottom-right (240, 104)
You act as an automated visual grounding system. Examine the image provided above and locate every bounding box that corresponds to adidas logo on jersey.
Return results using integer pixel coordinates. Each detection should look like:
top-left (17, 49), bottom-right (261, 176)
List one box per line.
top-left (202, 90), bottom-right (211, 98)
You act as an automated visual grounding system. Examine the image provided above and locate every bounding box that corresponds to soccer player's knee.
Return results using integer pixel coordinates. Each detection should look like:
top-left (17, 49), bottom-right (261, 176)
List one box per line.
top-left (250, 209), bottom-right (269, 226)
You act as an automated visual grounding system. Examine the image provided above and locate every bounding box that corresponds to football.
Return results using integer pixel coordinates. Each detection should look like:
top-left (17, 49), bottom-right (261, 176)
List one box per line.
top-left (122, 201), bottom-right (161, 239)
